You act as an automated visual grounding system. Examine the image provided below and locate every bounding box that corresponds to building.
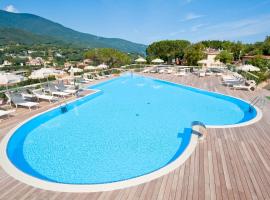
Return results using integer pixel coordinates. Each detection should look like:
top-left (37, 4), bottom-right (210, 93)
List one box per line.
top-left (27, 57), bottom-right (44, 66)
top-left (241, 55), bottom-right (270, 64)
top-left (198, 49), bottom-right (224, 68)
top-left (2, 60), bottom-right (12, 67)
top-left (83, 59), bottom-right (93, 65)
top-left (64, 62), bottom-right (73, 68)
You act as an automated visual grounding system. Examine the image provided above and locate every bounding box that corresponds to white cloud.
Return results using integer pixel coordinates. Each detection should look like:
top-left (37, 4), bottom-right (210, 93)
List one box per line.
top-left (185, 14), bottom-right (270, 42)
top-left (4, 5), bottom-right (18, 13)
top-left (191, 24), bottom-right (207, 32)
top-left (181, 12), bottom-right (204, 22)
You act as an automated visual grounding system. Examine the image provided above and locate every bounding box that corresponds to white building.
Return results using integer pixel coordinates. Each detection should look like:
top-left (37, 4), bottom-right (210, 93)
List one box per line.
top-left (198, 49), bottom-right (224, 68)
top-left (27, 57), bottom-right (44, 66)
top-left (3, 60), bottom-right (12, 66)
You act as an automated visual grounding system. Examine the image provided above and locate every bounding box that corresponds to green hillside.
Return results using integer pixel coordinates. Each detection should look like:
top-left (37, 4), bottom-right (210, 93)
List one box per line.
top-left (0, 28), bottom-right (65, 45)
top-left (0, 10), bottom-right (146, 54)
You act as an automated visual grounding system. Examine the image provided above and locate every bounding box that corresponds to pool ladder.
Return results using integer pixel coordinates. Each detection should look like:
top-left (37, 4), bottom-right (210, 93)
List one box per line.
top-left (60, 99), bottom-right (68, 113)
top-left (249, 96), bottom-right (266, 112)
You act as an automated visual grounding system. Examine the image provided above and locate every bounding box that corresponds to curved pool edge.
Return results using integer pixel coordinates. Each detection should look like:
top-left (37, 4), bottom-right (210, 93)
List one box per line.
top-left (0, 125), bottom-right (198, 192)
top-left (206, 104), bottom-right (262, 129)
top-left (139, 73), bottom-right (263, 129)
top-left (0, 74), bottom-right (263, 193)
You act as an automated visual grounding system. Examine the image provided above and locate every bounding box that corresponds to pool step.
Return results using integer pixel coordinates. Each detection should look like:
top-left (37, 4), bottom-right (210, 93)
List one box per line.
top-left (192, 121), bottom-right (207, 141)
top-left (59, 100), bottom-right (68, 113)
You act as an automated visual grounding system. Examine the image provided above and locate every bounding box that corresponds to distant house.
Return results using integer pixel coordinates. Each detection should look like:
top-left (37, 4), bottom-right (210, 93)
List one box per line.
top-left (27, 50), bottom-right (36, 54)
top-left (3, 60), bottom-right (12, 66)
top-left (55, 53), bottom-right (63, 58)
top-left (198, 49), bottom-right (224, 68)
top-left (27, 57), bottom-right (44, 66)
top-left (83, 59), bottom-right (92, 65)
top-left (241, 55), bottom-right (270, 64)
top-left (76, 62), bottom-right (86, 68)
top-left (64, 62), bottom-right (73, 68)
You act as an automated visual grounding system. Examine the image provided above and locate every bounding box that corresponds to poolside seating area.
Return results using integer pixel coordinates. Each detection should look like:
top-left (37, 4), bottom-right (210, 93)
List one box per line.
top-left (141, 66), bottom-right (258, 92)
top-left (0, 75), bottom-right (116, 122)
top-left (221, 73), bottom-right (257, 91)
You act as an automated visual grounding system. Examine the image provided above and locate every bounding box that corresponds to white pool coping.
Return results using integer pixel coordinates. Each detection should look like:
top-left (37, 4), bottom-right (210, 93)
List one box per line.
top-left (0, 75), bottom-right (263, 193)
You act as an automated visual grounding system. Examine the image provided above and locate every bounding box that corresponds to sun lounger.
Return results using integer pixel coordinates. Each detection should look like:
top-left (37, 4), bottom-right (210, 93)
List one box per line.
top-left (5, 93), bottom-right (39, 110)
top-left (199, 72), bottom-right (206, 77)
top-left (142, 69), bottom-right (150, 73)
top-left (92, 73), bottom-right (105, 80)
top-left (232, 85), bottom-right (256, 91)
top-left (223, 80), bottom-right (245, 87)
top-left (32, 89), bottom-right (58, 103)
top-left (215, 72), bottom-right (223, 76)
top-left (158, 69), bottom-right (165, 74)
top-left (84, 77), bottom-right (94, 82)
top-left (79, 77), bottom-right (95, 83)
top-left (0, 109), bottom-right (15, 119)
top-left (56, 82), bottom-right (78, 95)
top-left (205, 71), bottom-right (213, 76)
top-left (232, 80), bottom-right (256, 91)
top-left (166, 70), bottom-right (173, 74)
top-left (74, 77), bottom-right (89, 84)
top-left (175, 71), bottom-right (186, 76)
top-left (44, 84), bottom-right (70, 98)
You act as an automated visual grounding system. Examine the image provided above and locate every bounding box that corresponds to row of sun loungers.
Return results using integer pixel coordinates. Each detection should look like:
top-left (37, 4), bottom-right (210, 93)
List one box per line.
top-left (221, 73), bottom-right (256, 91)
top-left (0, 75), bottom-right (115, 122)
top-left (2, 74), bottom-right (113, 112)
top-left (4, 81), bottom-right (82, 111)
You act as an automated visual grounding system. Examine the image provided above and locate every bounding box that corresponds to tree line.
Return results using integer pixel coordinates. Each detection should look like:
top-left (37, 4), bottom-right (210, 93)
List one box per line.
top-left (146, 36), bottom-right (270, 66)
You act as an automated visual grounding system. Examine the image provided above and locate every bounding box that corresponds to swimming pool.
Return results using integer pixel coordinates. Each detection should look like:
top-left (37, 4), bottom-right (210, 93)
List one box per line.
top-left (0, 74), bottom-right (260, 192)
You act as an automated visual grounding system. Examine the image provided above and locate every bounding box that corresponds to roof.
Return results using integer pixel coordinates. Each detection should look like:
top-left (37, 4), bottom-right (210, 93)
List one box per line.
top-left (204, 48), bottom-right (221, 55)
top-left (242, 55), bottom-right (270, 59)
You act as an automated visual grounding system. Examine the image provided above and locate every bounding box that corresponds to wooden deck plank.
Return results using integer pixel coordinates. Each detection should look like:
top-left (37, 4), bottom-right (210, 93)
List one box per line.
top-left (0, 74), bottom-right (269, 199)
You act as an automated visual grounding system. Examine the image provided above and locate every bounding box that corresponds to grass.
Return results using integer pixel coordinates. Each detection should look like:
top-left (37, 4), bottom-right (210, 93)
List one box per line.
top-left (267, 96), bottom-right (270, 100)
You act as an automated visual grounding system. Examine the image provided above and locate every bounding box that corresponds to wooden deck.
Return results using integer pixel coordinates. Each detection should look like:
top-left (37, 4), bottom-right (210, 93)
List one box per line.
top-left (0, 74), bottom-right (270, 200)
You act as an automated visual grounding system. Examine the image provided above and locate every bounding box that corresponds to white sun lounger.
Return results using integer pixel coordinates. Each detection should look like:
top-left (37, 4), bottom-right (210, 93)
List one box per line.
top-left (6, 93), bottom-right (39, 110)
top-left (199, 72), bottom-right (206, 77)
top-left (56, 82), bottom-right (78, 95)
top-left (205, 71), bottom-right (213, 76)
top-left (232, 84), bottom-right (256, 91)
top-left (80, 77), bottom-right (94, 83)
top-left (84, 77), bottom-right (94, 82)
top-left (51, 91), bottom-right (70, 97)
top-left (158, 69), bottom-right (165, 74)
top-left (166, 70), bottom-right (173, 74)
top-left (0, 109), bottom-right (15, 119)
top-left (45, 84), bottom-right (70, 98)
top-left (175, 71), bottom-right (186, 76)
top-left (32, 89), bottom-right (58, 103)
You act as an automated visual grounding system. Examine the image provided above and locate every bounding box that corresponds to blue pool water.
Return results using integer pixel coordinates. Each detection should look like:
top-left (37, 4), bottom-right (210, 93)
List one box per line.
top-left (7, 74), bottom-right (257, 184)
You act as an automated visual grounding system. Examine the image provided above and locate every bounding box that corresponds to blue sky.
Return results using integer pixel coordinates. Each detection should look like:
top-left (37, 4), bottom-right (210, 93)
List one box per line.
top-left (1, 0), bottom-right (270, 45)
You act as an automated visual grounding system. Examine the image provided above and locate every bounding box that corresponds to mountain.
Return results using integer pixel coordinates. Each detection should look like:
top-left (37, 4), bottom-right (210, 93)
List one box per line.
top-left (0, 28), bottom-right (65, 45)
top-left (0, 10), bottom-right (147, 54)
